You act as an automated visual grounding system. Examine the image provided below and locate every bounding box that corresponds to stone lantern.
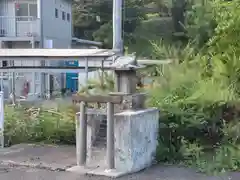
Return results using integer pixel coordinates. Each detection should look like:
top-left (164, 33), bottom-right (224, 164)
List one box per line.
top-left (110, 55), bottom-right (146, 110)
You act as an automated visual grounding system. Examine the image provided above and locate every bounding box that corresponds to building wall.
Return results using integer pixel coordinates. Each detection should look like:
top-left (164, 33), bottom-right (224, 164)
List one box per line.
top-left (42, 0), bottom-right (72, 48)
top-left (0, 0), bottom-right (16, 36)
top-left (41, 0), bottom-right (73, 93)
top-left (0, 0), bottom-right (15, 17)
top-left (0, 0), bottom-right (4, 16)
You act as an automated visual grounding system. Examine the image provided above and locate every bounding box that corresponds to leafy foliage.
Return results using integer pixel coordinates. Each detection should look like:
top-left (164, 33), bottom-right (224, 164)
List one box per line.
top-left (4, 104), bottom-right (76, 146)
top-left (78, 70), bottom-right (115, 95)
top-left (146, 0), bottom-right (240, 173)
top-left (72, 0), bottom-right (146, 47)
top-left (147, 49), bottom-right (240, 174)
top-left (184, 0), bottom-right (216, 47)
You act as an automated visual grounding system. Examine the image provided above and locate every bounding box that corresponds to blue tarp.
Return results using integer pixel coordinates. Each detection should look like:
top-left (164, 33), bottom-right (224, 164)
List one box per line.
top-left (65, 61), bottom-right (78, 92)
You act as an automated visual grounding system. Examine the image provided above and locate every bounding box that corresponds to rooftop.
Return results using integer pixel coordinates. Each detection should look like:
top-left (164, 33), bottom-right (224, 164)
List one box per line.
top-left (0, 49), bottom-right (116, 59)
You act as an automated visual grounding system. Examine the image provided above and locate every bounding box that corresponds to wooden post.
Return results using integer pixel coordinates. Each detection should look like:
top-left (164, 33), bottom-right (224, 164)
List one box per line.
top-left (78, 101), bottom-right (87, 165)
top-left (85, 58), bottom-right (88, 85)
top-left (0, 91), bottom-right (4, 148)
top-left (106, 102), bottom-right (115, 169)
top-left (75, 113), bottom-right (80, 165)
top-left (0, 42), bottom-right (3, 92)
top-left (32, 40), bottom-right (36, 95)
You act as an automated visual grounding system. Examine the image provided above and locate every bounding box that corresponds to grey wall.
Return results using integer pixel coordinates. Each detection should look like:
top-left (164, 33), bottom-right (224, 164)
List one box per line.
top-left (0, 0), bottom-right (15, 17)
top-left (40, 0), bottom-right (73, 92)
top-left (0, 0), bottom-right (16, 36)
top-left (0, 0), bottom-right (3, 16)
top-left (42, 0), bottom-right (72, 48)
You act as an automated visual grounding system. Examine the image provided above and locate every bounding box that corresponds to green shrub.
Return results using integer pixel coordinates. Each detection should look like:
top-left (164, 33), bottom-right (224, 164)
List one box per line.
top-left (4, 104), bottom-right (76, 146)
top-left (143, 0), bottom-right (240, 174)
top-left (147, 13), bottom-right (240, 173)
top-left (147, 57), bottom-right (240, 173)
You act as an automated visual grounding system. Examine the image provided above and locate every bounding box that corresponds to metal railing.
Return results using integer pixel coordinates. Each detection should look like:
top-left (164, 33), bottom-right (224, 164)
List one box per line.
top-left (0, 16), bottom-right (40, 38)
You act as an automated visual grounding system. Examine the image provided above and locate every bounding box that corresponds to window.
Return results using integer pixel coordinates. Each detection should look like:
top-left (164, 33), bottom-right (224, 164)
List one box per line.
top-left (15, 3), bottom-right (37, 21)
top-left (16, 3), bottom-right (28, 20)
top-left (2, 61), bottom-right (8, 79)
top-left (55, 8), bottom-right (58, 18)
top-left (62, 11), bottom-right (66, 20)
top-left (29, 4), bottom-right (37, 17)
top-left (2, 61), bottom-right (7, 67)
top-left (67, 13), bottom-right (70, 22)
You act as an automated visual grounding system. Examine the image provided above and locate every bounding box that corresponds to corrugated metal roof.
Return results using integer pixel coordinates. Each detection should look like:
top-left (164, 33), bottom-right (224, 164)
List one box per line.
top-left (0, 49), bottom-right (115, 58)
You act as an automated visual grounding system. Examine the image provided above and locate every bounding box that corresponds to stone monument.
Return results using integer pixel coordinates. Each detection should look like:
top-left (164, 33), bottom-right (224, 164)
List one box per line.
top-left (108, 55), bottom-right (159, 175)
top-left (68, 55), bottom-right (159, 177)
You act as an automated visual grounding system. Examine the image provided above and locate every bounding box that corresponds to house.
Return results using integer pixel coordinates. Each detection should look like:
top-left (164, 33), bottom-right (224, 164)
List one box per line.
top-left (0, 0), bottom-right (102, 100)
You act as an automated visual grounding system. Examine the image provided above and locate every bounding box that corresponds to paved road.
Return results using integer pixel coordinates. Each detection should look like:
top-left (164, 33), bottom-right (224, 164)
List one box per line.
top-left (0, 164), bottom-right (238, 180)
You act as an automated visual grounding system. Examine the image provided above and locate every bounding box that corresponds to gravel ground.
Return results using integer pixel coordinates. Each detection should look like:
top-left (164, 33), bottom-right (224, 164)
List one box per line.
top-left (0, 164), bottom-right (238, 180)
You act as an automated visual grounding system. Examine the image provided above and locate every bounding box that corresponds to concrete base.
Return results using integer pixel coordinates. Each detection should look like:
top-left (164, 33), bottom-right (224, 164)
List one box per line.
top-left (114, 108), bottom-right (159, 173)
top-left (66, 165), bottom-right (130, 178)
top-left (87, 168), bottom-right (128, 178)
top-left (66, 165), bottom-right (93, 175)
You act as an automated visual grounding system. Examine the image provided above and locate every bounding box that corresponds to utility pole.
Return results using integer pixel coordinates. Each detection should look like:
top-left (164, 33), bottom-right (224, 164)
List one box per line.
top-left (112, 0), bottom-right (123, 55)
top-left (112, 0), bottom-right (123, 92)
top-left (38, 0), bottom-right (46, 98)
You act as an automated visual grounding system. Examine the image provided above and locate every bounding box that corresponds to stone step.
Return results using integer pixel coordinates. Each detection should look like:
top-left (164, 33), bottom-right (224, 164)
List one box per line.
top-left (95, 135), bottom-right (106, 144)
top-left (94, 140), bottom-right (106, 147)
top-left (98, 133), bottom-right (106, 137)
top-left (99, 123), bottom-right (107, 128)
top-left (91, 119), bottom-right (107, 148)
top-left (98, 120), bottom-right (107, 138)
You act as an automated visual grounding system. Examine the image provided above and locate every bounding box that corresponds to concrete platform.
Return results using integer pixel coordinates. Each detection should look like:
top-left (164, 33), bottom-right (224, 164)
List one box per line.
top-left (67, 165), bottom-right (93, 174)
top-left (87, 167), bottom-right (129, 178)
top-left (67, 165), bottom-right (129, 178)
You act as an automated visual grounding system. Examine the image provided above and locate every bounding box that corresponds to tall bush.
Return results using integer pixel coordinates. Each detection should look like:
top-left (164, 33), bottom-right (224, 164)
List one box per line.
top-left (185, 0), bottom-right (216, 48)
top-left (147, 52), bottom-right (240, 173)
top-left (147, 0), bottom-right (240, 171)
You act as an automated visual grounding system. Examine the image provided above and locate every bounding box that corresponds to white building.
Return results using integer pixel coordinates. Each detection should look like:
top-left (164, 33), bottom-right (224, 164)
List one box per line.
top-left (0, 0), bottom-right (102, 100)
